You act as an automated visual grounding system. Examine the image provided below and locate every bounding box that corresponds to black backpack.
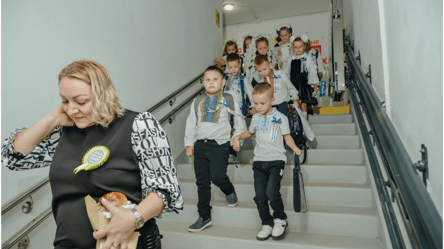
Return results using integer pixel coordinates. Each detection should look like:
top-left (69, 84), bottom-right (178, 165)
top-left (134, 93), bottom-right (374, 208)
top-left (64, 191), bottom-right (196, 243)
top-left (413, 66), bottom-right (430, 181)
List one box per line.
top-left (287, 106), bottom-right (308, 164)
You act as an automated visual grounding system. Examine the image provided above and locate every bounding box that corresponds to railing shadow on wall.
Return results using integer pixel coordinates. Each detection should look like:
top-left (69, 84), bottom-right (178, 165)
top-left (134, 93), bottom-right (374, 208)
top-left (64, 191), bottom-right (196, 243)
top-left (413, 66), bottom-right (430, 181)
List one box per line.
top-left (1, 72), bottom-right (205, 249)
top-left (344, 34), bottom-right (442, 249)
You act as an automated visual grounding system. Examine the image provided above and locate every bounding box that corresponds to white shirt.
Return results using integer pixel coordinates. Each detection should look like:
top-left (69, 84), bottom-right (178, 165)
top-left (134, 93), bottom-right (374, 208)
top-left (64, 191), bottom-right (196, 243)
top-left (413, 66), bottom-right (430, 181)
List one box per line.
top-left (277, 42), bottom-right (293, 76)
top-left (246, 69), bottom-right (299, 107)
top-left (184, 94), bottom-right (247, 147)
top-left (309, 49), bottom-right (326, 76)
top-left (249, 108), bottom-right (290, 162)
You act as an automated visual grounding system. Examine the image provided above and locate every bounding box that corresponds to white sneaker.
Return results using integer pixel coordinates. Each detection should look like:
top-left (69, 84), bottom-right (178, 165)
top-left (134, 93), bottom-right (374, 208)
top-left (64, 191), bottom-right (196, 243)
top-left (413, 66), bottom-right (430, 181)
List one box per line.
top-left (256, 225), bottom-right (272, 240)
top-left (272, 218), bottom-right (287, 239)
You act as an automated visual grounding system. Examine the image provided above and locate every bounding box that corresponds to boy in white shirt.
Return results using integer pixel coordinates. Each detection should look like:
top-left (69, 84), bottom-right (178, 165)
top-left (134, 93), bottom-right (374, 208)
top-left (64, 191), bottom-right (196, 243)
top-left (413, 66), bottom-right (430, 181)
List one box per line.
top-left (231, 82), bottom-right (301, 240)
top-left (247, 55), bottom-right (299, 116)
top-left (185, 66), bottom-right (247, 232)
top-left (223, 53), bottom-right (250, 116)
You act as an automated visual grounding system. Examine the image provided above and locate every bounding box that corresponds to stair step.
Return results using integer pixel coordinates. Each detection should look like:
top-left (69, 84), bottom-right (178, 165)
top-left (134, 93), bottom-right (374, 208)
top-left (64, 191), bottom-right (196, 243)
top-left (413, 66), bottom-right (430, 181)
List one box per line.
top-left (233, 148), bottom-right (363, 165)
top-left (304, 149), bottom-right (363, 165)
top-left (160, 199), bottom-right (378, 238)
top-left (178, 179), bottom-right (372, 208)
top-left (157, 220), bottom-right (384, 249)
top-left (177, 164), bottom-right (367, 184)
top-left (315, 135), bottom-right (360, 149)
top-left (311, 123), bottom-right (356, 135)
top-left (240, 135), bottom-right (360, 150)
top-left (308, 114), bottom-right (353, 124)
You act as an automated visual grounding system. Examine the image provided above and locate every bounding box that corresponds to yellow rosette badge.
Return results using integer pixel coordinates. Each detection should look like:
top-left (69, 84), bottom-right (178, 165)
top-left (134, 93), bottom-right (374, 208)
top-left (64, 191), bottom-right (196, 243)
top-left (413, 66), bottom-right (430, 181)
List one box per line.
top-left (74, 146), bottom-right (110, 174)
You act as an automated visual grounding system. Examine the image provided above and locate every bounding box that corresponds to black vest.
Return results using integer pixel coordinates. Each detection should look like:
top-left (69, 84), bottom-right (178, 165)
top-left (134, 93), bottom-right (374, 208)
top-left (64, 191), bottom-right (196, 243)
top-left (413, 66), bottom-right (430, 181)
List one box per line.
top-left (290, 59), bottom-right (311, 101)
top-left (50, 110), bottom-right (150, 248)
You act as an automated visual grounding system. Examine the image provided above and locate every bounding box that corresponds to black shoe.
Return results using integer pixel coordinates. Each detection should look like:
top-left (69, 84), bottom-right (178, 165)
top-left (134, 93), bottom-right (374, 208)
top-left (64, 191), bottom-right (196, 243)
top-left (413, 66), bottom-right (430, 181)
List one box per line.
top-left (226, 192), bottom-right (238, 207)
top-left (188, 217), bottom-right (213, 232)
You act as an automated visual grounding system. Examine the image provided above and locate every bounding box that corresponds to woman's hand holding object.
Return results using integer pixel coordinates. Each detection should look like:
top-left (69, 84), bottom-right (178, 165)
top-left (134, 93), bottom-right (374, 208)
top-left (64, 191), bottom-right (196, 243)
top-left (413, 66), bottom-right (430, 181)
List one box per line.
top-left (93, 198), bottom-right (137, 249)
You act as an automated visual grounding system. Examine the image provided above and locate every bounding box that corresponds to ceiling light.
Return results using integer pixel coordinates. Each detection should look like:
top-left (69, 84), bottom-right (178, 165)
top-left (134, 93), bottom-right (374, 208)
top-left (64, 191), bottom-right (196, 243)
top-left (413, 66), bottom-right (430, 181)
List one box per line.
top-left (224, 4), bottom-right (234, 11)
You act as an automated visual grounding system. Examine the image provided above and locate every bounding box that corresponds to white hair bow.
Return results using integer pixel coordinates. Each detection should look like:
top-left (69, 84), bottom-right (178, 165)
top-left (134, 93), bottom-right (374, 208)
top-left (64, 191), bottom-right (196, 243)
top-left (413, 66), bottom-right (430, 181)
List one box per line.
top-left (276, 24), bottom-right (292, 32)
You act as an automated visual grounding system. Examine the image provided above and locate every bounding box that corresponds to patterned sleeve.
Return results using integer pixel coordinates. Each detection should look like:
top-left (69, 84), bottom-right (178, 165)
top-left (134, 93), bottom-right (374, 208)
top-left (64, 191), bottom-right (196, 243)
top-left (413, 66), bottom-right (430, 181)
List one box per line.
top-left (1, 127), bottom-right (62, 170)
top-left (131, 112), bottom-right (184, 217)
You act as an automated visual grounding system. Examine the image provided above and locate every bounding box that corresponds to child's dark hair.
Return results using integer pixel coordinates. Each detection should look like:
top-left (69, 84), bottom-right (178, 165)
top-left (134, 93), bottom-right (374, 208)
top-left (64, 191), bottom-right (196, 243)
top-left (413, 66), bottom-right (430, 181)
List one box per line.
top-left (305, 40), bottom-right (312, 52)
top-left (243, 36), bottom-right (252, 53)
top-left (274, 36), bottom-right (281, 47)
top-left (226, 53), bottom-right (244, 74)
top-left (276, 26), bottom-right (293, 36)
top-left (205, 65), bottom-right (224, 78)
top-left (255, 37), bottom-right (269, 48)
top-left (226, 53), bottom-right (241, 63)
top-left (223, 41), bottom-right (238, 56)
top-left (254, 54), bottom-right (269, 66)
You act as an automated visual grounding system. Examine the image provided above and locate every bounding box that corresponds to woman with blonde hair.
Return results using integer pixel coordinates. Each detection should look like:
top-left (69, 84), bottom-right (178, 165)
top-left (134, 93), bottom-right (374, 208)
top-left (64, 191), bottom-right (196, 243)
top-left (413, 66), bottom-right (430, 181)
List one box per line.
top-left (2, 60), bottom-right (183, 249)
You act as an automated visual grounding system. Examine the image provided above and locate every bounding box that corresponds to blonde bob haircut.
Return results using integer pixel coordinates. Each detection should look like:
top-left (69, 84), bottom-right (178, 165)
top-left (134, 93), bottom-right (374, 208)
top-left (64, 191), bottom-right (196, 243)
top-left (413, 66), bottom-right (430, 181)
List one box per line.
top-left (58, 60), bottom-right (125, 128)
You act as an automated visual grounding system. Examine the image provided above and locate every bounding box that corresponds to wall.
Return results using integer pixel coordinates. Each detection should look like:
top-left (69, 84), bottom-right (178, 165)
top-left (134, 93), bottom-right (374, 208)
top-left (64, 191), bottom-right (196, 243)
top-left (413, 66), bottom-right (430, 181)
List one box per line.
top-left (1, 0), bottom-right (222, 212)
top-left (224, 12), bottom-right (332, 70)
top-left (342, 0), bottom-right (443, 216)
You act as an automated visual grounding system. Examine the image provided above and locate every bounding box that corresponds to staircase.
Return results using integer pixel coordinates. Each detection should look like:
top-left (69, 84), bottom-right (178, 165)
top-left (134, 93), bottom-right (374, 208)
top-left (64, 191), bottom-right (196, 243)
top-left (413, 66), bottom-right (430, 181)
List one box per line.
top-left (157, 113), bottom-right (386, 249)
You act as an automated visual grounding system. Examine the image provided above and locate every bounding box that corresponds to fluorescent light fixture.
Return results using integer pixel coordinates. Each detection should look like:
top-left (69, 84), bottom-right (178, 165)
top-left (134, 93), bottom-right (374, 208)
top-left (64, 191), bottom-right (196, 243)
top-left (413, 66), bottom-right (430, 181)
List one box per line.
top-left (223, 4), bottom-right (234, 11)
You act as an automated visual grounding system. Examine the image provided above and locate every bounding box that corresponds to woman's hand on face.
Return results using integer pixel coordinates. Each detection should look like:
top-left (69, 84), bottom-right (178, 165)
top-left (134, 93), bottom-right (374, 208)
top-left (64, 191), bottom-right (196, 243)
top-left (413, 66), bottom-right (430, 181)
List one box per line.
top-left (48, 104), bottom-right (74, 127)
top-left (250, 108), bottom-right (258, 115)
top-left (93, 198), bottom-right (137, 249)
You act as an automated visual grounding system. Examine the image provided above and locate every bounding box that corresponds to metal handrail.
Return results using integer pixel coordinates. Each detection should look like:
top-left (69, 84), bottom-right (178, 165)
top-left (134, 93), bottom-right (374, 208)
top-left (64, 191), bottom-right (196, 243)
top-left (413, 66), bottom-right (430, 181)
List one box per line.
top-left (1, 72), bottom-right (204, 217)
top-left (349, 82), bottom-right (405, 249)
top-left (1, 176), bottom-right (49, 215)
top-left (345, 39), bottom-right (443, 249)
top-left (146, 73), bottom-right (204, 113)
top-left (2, 207), bottom-right (53, 249)
top-left (159, 86), bottom-right (205, 125)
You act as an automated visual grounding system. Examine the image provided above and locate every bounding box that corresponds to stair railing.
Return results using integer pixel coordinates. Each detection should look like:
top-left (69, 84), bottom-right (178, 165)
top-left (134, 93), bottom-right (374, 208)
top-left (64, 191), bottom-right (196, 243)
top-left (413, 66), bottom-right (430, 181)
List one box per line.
top-left (1, 71), bottom-right (204, 249)
top-left (344, 35), bottom-right (442, 249)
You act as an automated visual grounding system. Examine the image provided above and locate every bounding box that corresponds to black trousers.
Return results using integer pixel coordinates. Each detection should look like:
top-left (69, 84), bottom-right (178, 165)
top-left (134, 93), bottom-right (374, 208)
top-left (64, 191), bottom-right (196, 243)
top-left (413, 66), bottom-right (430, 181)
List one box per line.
top-left (194, 140), bottom-right (235, 220)
top-left (272, 102), bottom-right (290, 116)
top-left (253, 160), bottom-right (287, 226)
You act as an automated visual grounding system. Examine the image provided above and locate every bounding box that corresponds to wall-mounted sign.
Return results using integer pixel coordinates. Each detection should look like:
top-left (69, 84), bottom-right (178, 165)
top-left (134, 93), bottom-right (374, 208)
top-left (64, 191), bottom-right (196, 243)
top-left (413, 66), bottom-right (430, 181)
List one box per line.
top-left (215, 9), bottom-right (220, 28)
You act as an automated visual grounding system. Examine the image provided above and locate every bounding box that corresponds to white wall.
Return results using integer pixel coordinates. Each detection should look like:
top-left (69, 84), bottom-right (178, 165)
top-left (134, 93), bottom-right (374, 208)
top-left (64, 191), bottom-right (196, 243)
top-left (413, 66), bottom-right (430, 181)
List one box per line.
top-left (343, 0), bottom-right (443, 216)
top-left (224, 12), bottom-right (332, 68)
top-left (1, 0), bottom-right (222, 204)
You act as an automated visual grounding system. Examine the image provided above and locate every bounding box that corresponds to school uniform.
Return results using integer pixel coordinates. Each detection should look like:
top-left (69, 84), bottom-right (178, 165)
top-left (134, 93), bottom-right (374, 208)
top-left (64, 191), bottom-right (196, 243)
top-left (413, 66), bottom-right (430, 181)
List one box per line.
top-left (289, 52), bottom-right (319, 104)
top-left (184, 91), bottom-right (246, 220)
top-left (246, 69), bottom-right (299, 115)
top-left (244, 52), bottom-right (281, 89)
top-left (249, 108), bottom-right (289, 226)
top-left (223, 72), bottom-right (250, 116)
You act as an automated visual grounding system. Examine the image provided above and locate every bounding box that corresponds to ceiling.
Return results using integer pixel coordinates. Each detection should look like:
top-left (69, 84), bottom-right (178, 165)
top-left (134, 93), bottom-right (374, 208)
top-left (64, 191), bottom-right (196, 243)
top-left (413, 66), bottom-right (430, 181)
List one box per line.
top-left (222, 0), bottom-right (331, 26)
